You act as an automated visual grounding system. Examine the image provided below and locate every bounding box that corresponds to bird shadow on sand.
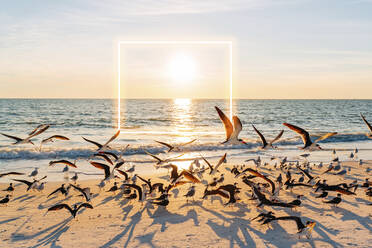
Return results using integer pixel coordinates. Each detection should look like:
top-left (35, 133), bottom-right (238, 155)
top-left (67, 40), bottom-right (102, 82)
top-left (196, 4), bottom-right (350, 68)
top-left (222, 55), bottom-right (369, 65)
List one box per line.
top-left (99, 205), bottom-right (148, 248)
top-left (11, 216), bottom-right (73, 248)
top-left (0, 216), bottom-right (24, 225)
top-left (134, 231), bottom-right (157, 248)
top-left (148, 207), bottom-right (200, 232)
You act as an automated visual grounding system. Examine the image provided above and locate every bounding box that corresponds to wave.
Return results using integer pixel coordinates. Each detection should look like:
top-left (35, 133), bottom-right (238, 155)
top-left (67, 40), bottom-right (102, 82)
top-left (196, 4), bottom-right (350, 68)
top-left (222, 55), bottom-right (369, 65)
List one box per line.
top-left (0, 133), bottom-right (370, 161)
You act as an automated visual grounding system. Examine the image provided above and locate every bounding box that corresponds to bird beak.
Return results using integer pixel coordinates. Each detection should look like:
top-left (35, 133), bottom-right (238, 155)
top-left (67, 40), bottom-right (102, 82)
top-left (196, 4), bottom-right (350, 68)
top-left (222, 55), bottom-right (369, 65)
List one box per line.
top-left (240, 140), bottom-right (248, 145)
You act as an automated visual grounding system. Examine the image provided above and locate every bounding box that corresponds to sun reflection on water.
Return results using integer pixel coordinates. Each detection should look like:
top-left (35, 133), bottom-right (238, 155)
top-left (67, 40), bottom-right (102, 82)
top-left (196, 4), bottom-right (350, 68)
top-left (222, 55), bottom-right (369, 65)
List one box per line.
top-left (172, 98), bottom-right (194, 134)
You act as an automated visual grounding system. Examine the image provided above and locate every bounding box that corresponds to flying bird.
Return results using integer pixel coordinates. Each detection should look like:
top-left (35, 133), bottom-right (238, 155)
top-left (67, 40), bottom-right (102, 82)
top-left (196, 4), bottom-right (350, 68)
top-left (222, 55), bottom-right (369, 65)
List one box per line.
top-left (252, 125), bottom-right (284, 149)
top-left (1, 124), bottom-right (49, 145)
top-left (155, 139), bottom-right (196, 152)
top-left (82, 130), bottom-right (120, 151)
top-left (48, 202), bottom-right (93, 218)
top-left (360, 113), bottom-right (372, 138)
top-left (215, 106), bottom-right (247, 145)
top-left (200, 153), bottom-right (227, 175)
top-left (283, 123), bottom-right (337, 149)
top-left (49, 160), bottom-right (77, 168)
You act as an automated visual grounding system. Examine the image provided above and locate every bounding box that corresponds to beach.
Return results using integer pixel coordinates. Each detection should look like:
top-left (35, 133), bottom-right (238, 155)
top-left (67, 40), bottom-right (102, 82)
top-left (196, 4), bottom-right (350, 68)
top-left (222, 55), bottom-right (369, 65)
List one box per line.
top-left (1, 159), bottom-right (371, 248)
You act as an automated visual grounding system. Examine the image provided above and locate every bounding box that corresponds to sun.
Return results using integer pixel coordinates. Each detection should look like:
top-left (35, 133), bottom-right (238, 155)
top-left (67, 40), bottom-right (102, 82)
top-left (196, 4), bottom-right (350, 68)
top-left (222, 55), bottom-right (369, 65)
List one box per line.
top-left (167, 53), bottom-right (196, 82)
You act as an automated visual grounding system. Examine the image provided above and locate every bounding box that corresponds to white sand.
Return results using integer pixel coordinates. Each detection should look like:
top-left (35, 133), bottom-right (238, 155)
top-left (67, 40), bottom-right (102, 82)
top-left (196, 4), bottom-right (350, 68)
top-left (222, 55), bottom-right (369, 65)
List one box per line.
top-left (0, 160), bottom-right (371, 248)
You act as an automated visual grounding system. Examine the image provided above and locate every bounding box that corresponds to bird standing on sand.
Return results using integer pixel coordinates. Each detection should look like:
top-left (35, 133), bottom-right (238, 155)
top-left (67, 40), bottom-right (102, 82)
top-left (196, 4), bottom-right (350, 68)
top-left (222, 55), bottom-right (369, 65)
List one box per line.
top-left (3, 183), bottom-right (14, 193)
top-left (29, 168), bottom-right (38, 178)
top-left (323, 193), bottom-right (342, 207)
top-left (0, 195), bottom-right (10, 205)
top-left (184, 185), bottom-right (196, 202)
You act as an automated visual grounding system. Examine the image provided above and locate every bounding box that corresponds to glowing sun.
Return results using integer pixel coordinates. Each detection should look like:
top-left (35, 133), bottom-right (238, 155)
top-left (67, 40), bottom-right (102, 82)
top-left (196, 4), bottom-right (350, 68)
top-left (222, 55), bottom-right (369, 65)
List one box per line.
top-left (167, 53), bottom-right (196, 82)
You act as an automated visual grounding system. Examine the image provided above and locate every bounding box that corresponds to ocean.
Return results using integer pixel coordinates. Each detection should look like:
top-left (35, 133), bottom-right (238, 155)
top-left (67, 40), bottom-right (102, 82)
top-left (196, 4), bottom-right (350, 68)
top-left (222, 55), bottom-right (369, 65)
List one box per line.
top-left (1, 99), bottom-right (371, 181)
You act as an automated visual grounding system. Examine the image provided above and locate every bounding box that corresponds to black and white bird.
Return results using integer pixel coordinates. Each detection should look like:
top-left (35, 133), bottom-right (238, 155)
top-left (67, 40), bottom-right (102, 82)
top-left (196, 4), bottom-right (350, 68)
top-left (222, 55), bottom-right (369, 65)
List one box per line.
top-left (283, 123), bottom-right (337, 150)
top-left (360, 113), bottom-right (372, 138)
top-left (82, 130), bottom-right (120, 151)
top-left (252, 125), bottom-right (284, 149)
top-left (323, 193), bottom-right (342, 207)
top-left (48, 202), bottom-right (93, 218)
top-left (1, 124), bottom-right (49, 146)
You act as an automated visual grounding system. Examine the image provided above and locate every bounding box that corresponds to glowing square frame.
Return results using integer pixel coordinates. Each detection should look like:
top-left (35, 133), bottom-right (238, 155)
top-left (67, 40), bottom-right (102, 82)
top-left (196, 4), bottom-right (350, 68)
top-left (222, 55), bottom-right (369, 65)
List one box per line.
top-left (117, 40), bottom-right (233, 134)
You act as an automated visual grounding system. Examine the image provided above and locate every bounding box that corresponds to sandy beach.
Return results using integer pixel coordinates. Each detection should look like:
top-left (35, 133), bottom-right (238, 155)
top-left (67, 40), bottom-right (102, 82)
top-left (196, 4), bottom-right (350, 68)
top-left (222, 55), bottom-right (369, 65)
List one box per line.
top-left (1, 159), bottom-right (371, 248)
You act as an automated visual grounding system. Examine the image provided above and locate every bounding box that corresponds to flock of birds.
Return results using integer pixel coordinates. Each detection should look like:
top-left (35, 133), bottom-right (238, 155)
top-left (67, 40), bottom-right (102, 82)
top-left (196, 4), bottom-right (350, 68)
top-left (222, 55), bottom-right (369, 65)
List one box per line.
top-left (0, 107), bottom-right (372, 239)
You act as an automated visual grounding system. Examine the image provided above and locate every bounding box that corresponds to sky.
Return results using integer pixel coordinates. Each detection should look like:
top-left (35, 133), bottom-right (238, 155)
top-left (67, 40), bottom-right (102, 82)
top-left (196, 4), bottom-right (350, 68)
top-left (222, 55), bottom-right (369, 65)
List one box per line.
top-left (1, 0), bottom-right (372, 99)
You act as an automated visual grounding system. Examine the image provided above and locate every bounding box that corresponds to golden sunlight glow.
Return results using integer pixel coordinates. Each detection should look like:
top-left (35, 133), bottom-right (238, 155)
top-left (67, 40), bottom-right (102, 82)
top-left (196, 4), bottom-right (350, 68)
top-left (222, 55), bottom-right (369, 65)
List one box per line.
top-left (167, 53), bottom-right (196, 82)
top-left (172, 98), bottom-right (193, 133)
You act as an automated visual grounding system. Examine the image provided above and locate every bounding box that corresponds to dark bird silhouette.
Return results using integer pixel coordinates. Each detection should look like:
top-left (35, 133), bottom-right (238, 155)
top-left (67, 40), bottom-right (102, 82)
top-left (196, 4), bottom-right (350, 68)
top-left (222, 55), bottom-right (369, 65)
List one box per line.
top-left (155, 139), bottom-right (196, 152)
top-left (235, 168), bottom-right (275, 194)
top-left (283, 123), bottom-right (337, 149)
top-left (315, 191), bottom-right (328, 198)
top-left (168, 164), bottom-right (201, 184)
top-left (323, 193), bottom-right (342, 207)
top-left (0, 172), bottom-right (25, 178)
top-left (1, 124), bottom-right (49, 145)
top-left (48, 203), bottom-right (93, 218)
top-left (360, 113), bottom-right (372, 138)
top-left (252, 125), bottom-right (284, 149)
top-left (70, 184), bottom-right (91, 201)
top-left (13, 176), bottom-right (47, 191)
top-left (0, 195), bottom-right (10, 205)
top-left (3, 183), bottom-right (14, 192)
top-left (49, 160), bottom-right (77, 168)
top-left (121, 183), bottom-right (143, 201)
top-left (82, 130), bottom-right (120, 151)
top-left (48, 184), bottom-right (69, 198)
top-left (263, 216), bottom-right (316, 234)
top-left (200, 153), bottom-right (227, 175)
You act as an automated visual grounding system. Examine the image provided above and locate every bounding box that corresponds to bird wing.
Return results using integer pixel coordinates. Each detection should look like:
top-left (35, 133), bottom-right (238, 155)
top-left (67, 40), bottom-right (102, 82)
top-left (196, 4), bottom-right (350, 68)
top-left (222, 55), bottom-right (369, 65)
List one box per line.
top-left (137, 175), bottom-right (151, 190)
top-left (144, 150), bottom-right (162, 162)
top-left (122, 183), bottom-right (142, 201)
top-left (116, 169), bottom-right (129, 181)
top-left (179, 170), bottom-right (201, 183)
top-left (283, 123), bottom-right (312, 147)
top-left (271, 216), bottom-right (304, 232)
top-left (313, 132), bottom-right (337, 144)
top-left (231, 116), bottom-right (243, 140)
top-left (42, 135), bottom-right (69, 143)
top-left (99, 151), bottom-right (119, 161)
top-left (180, 139), bottom-right (197, 147)
top-left (215, 106), bottom-right (233, 141)
top-left (82, 137), bottom-right (103, 149)
top-left (28, 125), bottom-right (50, 138)
top-left (102, 129), bottom-right (120, 148)
top-left (76, 203), bottom-right (93, 212)
top-left (252, 125), bottom-right (267, 147)
top-left (214, 153), bottom-right (227, 172)
top-left (47, 187), bottom-right (62, 198)
top-left (200, 155), bottom-right (214, 172)
top-left (12, 179), bottom-right (32, 187)
top-left (70, 184), bottom-right (89, 201)
top-left (93, 153), bottom-right (113, 165)
top-left (361, 113), bottom-right (372, 132)
top-left (49, 160), bottom-right (77, 168)
top-left (0, 172), bottom-right (24, 178)
top-left (90, 162), bottom-right (111, 179)
top-left (269, 130), bottom-right (284, 145)
top-left (1, 133), bottom-right (23, 142)
top-left (48, 204), bottom-right (73, 215)
top-left (155, 140), bottom-right (174, 150)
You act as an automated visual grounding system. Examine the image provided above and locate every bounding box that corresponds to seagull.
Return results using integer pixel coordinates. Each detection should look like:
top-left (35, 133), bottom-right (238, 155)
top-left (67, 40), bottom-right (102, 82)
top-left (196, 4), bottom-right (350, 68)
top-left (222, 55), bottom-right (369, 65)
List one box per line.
top-left (283, 123), bottom-right (337, 150)
top-left (1, 124), bottom-right (49, 146)
top-left (200, 153), bottom-right (227, 175)
top-left (29, 168), bottom-right (39, 178)
top-left (40, 135), bottom-right (69, 150)
top-left (155, 139), bottom-right (196, 152)
top-left (184, 185), bottom-right (196, 202)
top-left (360, 113), bottom-right (372, 138)
top-left (252, 125), bottom-right (284, 149)
top-left (71, 173), bottom-right (78, 184)
top-left (82, 130), bottom-right (120, 151)
top-left (323, 193), bottom-right (342, 207)
top-left (48, 202), bottom-right (93, 218)
top-left (215, 106), bottom-right (247, 145)
top-left (47, 184), bottom-right (69, 198)
top-left (36, 182), bottom-right (45, 192)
